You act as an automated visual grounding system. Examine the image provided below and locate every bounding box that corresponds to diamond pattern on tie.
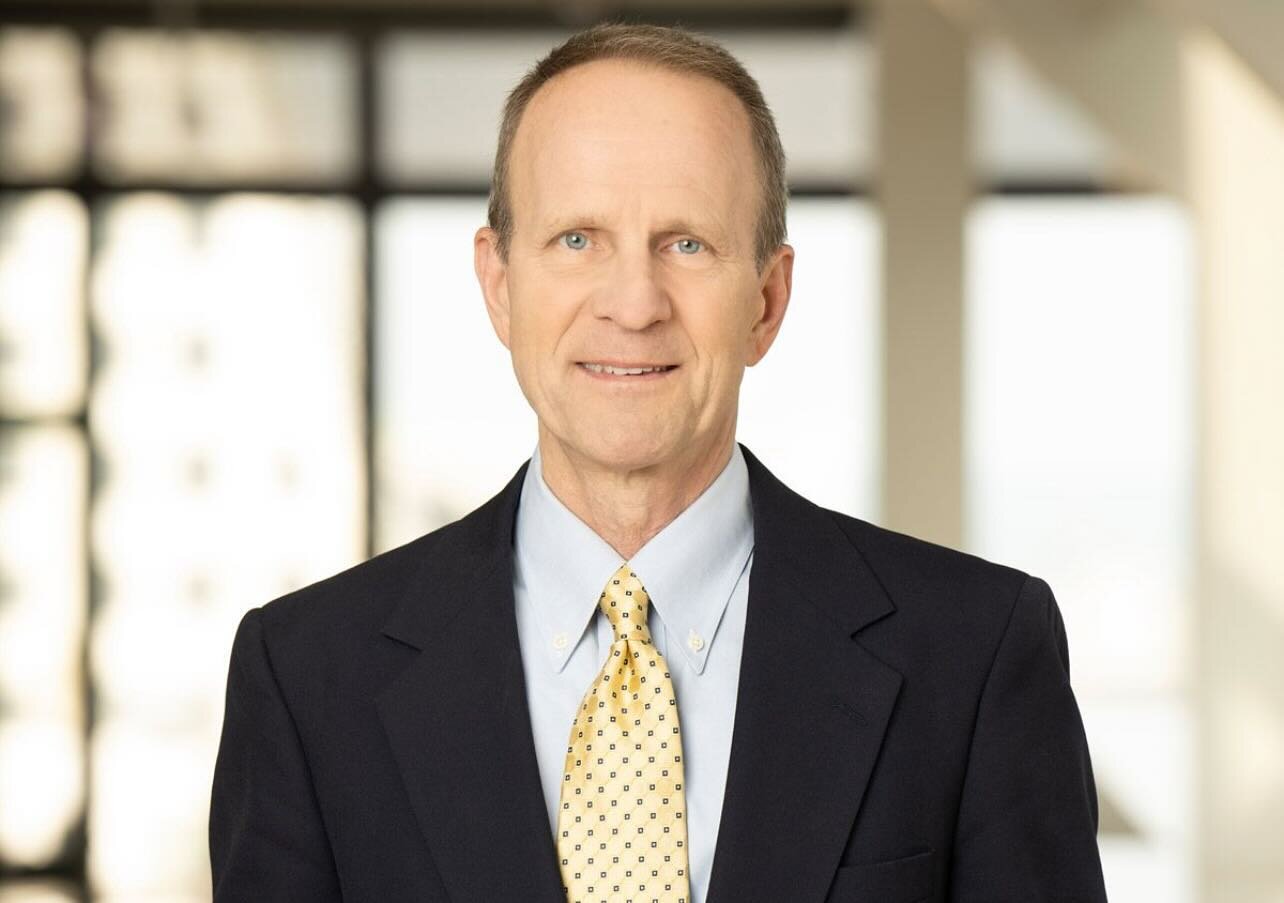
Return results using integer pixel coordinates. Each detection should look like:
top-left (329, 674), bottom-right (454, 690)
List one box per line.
top-left (556, 563), bottom-right (690, 903)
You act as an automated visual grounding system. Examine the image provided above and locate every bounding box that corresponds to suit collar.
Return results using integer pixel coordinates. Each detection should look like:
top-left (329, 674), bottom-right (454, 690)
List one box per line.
top-left (375, 455), bottom-right (568, 902)
top-left (379, 442), bottom-right (895, 650)
top-left (377, 442), bottom-right (902, 903)
top-left (735, 442), bottom-right (895, 635)
top-left (377, 455), bottom-right (527, 653)
top-left (703, 444), bottom-right (903, 902)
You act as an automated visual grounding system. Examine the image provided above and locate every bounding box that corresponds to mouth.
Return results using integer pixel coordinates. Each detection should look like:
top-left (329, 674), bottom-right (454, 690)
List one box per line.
top-left (576, 362), bottom-right (679, 380)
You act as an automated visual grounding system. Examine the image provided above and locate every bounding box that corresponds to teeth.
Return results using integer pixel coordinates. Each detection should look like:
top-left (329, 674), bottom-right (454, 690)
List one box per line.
top-left (581, 363), bottom-right (672, 375)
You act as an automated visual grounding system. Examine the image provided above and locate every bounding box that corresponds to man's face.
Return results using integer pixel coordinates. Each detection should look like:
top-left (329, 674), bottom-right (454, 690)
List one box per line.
top-left (476, 58), bottom-right (792, 475)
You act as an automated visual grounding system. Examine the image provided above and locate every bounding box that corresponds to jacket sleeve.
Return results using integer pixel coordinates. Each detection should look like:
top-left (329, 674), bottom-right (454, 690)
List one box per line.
top-left (949, 574), bottom-right (1108, 901)
top-left (209, 606), bottom-right (343, 901)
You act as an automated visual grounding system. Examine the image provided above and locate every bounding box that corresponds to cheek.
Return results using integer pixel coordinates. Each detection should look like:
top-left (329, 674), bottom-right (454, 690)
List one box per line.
top-left (686, 294), bottom-right (753, 364)
top-left (507, 291), bottom-right (583, 388)
top-left (509, 280), bottom-right (572, 346)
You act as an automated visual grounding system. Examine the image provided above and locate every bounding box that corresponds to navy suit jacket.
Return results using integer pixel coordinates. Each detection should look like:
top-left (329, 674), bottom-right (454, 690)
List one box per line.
top-left (209, 443), bottom-right (1108, 902)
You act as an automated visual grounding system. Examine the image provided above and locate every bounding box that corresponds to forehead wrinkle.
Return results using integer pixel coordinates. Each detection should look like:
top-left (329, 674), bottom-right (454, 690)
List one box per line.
top-left (530, 177), bottom-right (737, 248)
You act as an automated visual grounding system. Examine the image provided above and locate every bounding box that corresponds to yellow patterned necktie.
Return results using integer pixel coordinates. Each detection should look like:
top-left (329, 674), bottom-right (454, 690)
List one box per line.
top-left (556, 563), bottom-right (691, 903)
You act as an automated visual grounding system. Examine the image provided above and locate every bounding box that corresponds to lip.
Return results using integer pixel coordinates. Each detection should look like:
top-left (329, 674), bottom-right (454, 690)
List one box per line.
top-left (576, 362), bottom-right (680, 382)
top-left (577, 361), bottom-right (678, 369)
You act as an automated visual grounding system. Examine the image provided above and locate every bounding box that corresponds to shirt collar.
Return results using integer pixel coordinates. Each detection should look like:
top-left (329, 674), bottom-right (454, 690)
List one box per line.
top-left (513, 442), bottom-right (754, 676)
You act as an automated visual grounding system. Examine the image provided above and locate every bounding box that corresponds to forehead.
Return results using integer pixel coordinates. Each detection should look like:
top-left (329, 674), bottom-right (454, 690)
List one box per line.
top-left (507, 58), bottom-right (759, 239)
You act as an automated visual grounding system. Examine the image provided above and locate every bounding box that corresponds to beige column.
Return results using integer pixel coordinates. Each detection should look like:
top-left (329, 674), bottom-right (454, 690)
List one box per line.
top-left (1183, 32), bottom-right (1284, 903)
top-left (1160, 0), bottom-right (1284, 102)
top-left (875, 0), bottom-right (970, 548)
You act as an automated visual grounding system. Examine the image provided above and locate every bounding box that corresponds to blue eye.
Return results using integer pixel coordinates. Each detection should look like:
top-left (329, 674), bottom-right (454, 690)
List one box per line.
top-left (561, 232), bottom-right (588, 250)
top-left (674, 238), bottom-right (702, 255)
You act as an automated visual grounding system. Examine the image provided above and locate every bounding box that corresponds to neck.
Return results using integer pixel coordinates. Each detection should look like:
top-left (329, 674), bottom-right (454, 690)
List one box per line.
top-left (537, 425), bottom-right (736, 560)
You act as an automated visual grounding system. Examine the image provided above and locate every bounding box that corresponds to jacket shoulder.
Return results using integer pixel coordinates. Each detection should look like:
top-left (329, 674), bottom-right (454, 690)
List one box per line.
top-left (255, 460), bottom-right (527, 640)
top-left (822, 507), bottom-right (1036, 628)
top-left (246, 510), bottom-right (478, 669)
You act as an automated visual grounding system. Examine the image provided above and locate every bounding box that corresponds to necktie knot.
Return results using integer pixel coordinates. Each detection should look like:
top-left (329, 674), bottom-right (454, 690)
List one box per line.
top-left (599, 563), bottom-right (653, 645)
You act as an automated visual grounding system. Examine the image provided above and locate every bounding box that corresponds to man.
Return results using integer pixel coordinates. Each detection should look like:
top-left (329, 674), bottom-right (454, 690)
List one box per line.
top-left (210, 22), bottom-right (1107, 903)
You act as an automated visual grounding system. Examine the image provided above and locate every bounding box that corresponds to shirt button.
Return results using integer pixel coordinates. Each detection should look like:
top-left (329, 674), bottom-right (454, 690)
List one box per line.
top-left (688, 630), bottom-right (704, 652)
top-left (552, 632), bottom-right (568, 650)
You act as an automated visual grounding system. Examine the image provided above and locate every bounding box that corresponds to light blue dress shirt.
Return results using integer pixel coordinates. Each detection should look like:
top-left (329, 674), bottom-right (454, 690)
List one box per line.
top-left (512, 441), bottom-right (755, 903)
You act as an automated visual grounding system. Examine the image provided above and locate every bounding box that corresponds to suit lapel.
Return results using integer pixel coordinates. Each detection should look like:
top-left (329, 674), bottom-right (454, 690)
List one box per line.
top-left (375, 444), bottom-right (904, 903)
top-left (376, 460), bottom-right (567, 903)
top-left (705, 445), bottom-right (903, 903)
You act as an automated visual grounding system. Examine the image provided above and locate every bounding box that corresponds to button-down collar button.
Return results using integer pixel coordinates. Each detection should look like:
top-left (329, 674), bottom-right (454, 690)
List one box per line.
top-left (552, 632), bottom-right (568, 650)
top-left (688, 629), bottom-right (704, 652)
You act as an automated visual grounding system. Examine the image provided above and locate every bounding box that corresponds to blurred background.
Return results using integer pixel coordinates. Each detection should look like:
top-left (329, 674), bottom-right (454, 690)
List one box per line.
top-left (0, 0), bottom-right (1280, 900)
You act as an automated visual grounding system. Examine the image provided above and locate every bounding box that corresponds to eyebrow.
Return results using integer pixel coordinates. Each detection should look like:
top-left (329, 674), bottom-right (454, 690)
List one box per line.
top-left (540, 214), bottom-right (730, 245)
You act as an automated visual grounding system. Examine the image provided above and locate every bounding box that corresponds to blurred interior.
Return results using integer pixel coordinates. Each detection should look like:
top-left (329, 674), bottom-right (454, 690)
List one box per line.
top-left (0, 0), bottom-right (1281, 900)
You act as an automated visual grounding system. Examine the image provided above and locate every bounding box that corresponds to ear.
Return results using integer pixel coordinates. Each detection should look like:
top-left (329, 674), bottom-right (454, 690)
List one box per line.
top-left (745, 243), bottom-right (794, 366)
top-left (474, 226), bottom-right (512, 349)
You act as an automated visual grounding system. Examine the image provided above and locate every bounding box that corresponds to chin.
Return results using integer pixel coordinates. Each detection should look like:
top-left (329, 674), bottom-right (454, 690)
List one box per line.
top-left (575, 430), bottom-right (678, 472)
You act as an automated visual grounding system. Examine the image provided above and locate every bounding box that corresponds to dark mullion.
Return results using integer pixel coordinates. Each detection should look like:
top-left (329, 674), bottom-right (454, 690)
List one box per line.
top-left (0, 3), bottom-right (857, 33)
top-left (73, 22), bottom-right (96, 903)
top-left (1, 176), bottom-right (1142, 197)
top-left (984, 180), bottom-right (1121, 196)
top-left (0, 25), bottom-right (95, 890)
top-left (0, 412), bottom-right (88, 430)
top-left (358, 29), bottom-right (378, 561)
top-left (0, 180), bottom-right (873, 200)
top-left (0, 178), bottom-right (388, 197)
top-left (0, 860), bottom-right (85, 889)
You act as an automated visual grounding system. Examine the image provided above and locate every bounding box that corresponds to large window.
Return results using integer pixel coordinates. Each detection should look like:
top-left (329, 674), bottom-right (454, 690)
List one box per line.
top-left (0, 18), bottom-right (879, 901)
top-left (0, 12), bottom-right (1199, 903)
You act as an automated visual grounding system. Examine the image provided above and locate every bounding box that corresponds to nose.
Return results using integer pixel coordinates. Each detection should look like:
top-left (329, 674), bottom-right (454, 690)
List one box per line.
top-left (589, 243), bottom-right (672, 331)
